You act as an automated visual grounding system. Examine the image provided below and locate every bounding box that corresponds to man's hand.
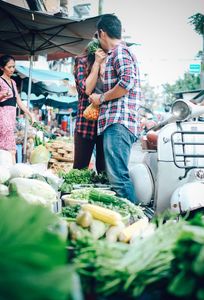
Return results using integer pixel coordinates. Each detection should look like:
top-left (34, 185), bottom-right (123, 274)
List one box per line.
top-left (89, 93), bottom-right (101, 106)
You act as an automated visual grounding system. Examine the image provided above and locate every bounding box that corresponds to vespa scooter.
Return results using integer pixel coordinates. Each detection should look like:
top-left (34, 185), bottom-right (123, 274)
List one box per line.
top-left (130, 93), bottom-right (204, 216)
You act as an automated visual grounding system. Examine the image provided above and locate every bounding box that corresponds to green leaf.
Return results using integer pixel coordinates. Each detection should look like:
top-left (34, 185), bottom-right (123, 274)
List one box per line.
top-left (168, 271), bottom-right (195, 297)
top-left (0, 194), bottom-right (77, 300)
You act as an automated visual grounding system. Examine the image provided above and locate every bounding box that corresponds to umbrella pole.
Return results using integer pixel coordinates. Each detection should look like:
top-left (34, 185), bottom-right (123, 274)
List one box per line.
top-left (23, 55), bottom-right (34, 163)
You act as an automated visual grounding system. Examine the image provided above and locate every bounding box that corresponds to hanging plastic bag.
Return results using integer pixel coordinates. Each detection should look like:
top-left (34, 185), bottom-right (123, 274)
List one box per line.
top-left (83, 103), bottom-right (99, 121)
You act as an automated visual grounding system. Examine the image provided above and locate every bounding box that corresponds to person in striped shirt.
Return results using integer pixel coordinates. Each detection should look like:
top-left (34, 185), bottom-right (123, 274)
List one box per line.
top-left (89, 14), bottom-right (142, 203)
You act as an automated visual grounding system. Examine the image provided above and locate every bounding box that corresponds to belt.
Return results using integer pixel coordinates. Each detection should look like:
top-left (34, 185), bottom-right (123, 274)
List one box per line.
top-left (0, 97), bottom-right (16, 107)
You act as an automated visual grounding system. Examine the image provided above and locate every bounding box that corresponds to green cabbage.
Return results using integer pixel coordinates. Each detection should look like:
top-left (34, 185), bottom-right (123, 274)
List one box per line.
top-left (30, 145), bottom-right (50, 164)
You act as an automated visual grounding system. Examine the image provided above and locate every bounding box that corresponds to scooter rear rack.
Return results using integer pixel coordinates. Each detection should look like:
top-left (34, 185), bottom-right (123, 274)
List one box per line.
top-left (171, 130), bottom-right (204, 179)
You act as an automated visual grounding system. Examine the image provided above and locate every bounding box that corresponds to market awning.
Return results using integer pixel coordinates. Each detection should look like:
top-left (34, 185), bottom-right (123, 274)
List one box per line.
top-left (15, 65), bottom-right (75, 95)
top-left (46, 94), bottom-right (77, 110)
top-left (16, 65), bottom-right (74, 83)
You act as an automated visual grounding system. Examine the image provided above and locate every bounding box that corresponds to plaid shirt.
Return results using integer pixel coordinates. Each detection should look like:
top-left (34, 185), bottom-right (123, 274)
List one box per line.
top-left (74, 56), bottom-right (97, 140)
top-left (98, 44), bottom-right (142, 136)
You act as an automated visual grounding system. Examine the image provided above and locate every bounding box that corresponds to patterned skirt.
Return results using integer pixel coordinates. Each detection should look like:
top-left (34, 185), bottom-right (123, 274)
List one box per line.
top-left (0, 106), bottom-right (16, 151)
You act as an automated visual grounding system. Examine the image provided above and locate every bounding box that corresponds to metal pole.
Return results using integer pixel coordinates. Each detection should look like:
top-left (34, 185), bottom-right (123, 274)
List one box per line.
top-left (201, 24), bottom-right (204, 89)
top-left (98, 0), bottom-right (104, 15)
top-left (23, 54), bottom-right (33, 162)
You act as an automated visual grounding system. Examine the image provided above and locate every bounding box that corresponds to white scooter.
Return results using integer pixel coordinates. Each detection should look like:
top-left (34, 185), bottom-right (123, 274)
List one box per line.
top-left (130, 93), bottom-right (204, 216)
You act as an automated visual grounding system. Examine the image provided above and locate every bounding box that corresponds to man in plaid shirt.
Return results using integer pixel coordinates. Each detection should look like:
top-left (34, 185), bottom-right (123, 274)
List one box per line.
top-left (89, 14), bottom-right (142, 203)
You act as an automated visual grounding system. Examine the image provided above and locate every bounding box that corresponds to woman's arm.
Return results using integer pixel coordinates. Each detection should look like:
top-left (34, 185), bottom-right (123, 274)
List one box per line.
top-left (85, 49), bottom-right (107, 96)
top-left (16, 93), bottom-right (35, 124)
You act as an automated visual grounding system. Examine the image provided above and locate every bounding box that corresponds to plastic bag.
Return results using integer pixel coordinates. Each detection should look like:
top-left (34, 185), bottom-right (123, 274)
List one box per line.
top-left (83, 103), bottom-right (99, 121)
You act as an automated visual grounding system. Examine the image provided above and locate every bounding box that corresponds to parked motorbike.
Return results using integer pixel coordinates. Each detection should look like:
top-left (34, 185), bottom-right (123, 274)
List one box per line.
top-left (130, 92), bottom-right (204, 217)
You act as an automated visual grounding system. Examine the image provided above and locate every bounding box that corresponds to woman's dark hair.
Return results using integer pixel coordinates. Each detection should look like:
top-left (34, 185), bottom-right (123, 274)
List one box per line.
top-left (0, 55), bottom-right (15, 75)
top-left (0, 55), bottom-right (15, 68)
top-left (97, 14), bottom-right (122, 39)
top-left (74, 48), bottom-right (95, 79)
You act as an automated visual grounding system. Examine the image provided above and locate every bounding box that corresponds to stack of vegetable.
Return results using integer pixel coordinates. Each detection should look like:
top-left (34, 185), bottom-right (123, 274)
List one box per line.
top-left (61, 187), bottom-right (146, 230)
top-left (59, 169), bottom-right (108, 194)
top-left (45, 140), bottom-right (74, 173)
top-left (66, 190), bottom-right (149, 244)
top-left (0, 151), bottom-right (59, 209)
top-left (69, 212), bottom-right (204, 299)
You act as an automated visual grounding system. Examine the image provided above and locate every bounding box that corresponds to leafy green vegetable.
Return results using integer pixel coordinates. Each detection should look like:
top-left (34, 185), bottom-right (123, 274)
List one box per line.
top-left (60, 169), bottom-right (109, 185)
top-left (87, 38), bottom-right (101, 55)
top-left (31, 121), bottom-right (56, 140)
top-left (62, 205), bottom-right (81, 219)
top-left (168, 214), bottom-right (204, 299)
top-left (0, 193), bottom-right (79, 300)
top-left (72, 220), bottom-right (184, 298)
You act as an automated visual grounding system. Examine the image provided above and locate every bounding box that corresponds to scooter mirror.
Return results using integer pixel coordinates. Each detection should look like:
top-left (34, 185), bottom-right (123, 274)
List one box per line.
top-left (171, 100), bottom-right (191, 121)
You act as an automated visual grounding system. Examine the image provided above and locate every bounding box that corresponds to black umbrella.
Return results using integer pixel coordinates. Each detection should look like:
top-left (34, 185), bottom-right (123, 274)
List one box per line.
top-left (0, 0), bottom-right (100, 160)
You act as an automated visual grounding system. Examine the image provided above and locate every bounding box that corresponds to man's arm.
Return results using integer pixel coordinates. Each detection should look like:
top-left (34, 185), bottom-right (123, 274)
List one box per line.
top-left (89, 47), bottom-right (136, 105)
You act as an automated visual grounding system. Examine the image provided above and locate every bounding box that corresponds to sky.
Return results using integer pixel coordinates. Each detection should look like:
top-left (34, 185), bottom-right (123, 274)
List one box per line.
top-left (97, 0), bottom-right (204, 87)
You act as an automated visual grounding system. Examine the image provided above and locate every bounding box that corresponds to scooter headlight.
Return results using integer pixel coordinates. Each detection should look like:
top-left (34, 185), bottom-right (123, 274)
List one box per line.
top-left (171, 100), bottom-right (191, 121)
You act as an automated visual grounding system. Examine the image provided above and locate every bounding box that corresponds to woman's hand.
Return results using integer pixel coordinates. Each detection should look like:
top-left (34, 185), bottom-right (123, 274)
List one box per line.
top-left (1, 89), bottom-right (12, 99)
top-left (89, 93), bottom-right (101, 106)
top-left (28, 112), bottom-right (35, 125)
top-left (95, 49), bottom-right (107, 65)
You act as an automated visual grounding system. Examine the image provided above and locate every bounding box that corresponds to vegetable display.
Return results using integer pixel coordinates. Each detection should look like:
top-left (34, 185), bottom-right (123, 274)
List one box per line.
top-left (72, 219), bottom-right (185, 299)
top-left (59, 169), bottom-right (109, 193)
top-left (9, 177), bottom-right (57, 207)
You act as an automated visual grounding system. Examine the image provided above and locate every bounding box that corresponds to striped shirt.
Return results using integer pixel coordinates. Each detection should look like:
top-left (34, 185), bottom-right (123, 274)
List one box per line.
top-left (98, 43), bottom-right (142, 136)
top-left (74, 56), bottom-right (97, 140)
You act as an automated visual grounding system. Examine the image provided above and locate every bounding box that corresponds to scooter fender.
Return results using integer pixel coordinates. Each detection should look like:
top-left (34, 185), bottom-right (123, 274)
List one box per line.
top-left (170, 182), bottom-right (204, 214)
top-left (129, 163), bottom-right (154, 205)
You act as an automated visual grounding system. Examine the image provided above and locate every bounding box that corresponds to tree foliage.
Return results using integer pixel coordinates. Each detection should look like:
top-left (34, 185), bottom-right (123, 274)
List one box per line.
top-left (162, 73), bottom-right (200, 104)
top-left (189, 13), bottom-right (204, 35)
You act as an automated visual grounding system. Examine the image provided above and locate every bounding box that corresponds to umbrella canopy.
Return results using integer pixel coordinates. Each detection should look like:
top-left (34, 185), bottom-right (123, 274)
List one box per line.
top-left (0, 0), bottom-right (100, 57)
top-left (0, 0), bottom-right (100, 160)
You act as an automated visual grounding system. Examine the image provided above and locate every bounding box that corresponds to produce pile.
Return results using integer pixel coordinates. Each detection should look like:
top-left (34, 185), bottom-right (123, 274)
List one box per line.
top-left (59, 168), bottom-right (109, 194)
top-left (58, 167), bottom-right (204, 299)
top-left (2, 147), bottom-right (204, 300)
top-left (0, 150), bottom-right (60, 209)
top-left (45, 139), bottom-right (74, 173)
top-left (69, 215), bottom-right (204, 300)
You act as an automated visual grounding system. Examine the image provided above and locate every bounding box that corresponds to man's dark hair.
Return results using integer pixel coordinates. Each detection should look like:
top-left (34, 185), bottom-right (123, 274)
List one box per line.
top-left (97, 14), bottom-right (122, 39)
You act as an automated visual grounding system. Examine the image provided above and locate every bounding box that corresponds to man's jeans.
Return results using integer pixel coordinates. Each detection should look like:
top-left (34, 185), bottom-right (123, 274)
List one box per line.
top-left (103, 123), bottom-right (138, 204)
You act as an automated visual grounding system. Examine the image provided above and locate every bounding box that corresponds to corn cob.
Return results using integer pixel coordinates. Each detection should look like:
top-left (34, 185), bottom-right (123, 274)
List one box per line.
top-left (119, 218), bottom-right (149, 243)
top-left (82, 204), bottom-right (122, 226)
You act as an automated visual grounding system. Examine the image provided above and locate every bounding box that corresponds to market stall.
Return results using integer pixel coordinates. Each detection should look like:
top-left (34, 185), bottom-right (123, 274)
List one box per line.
top-left (0, 147), bottom-right (204, 300)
